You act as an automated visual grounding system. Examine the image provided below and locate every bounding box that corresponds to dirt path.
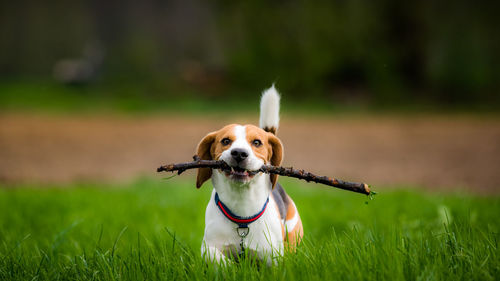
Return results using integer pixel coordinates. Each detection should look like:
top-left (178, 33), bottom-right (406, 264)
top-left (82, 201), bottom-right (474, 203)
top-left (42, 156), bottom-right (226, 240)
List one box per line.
top-left (1, 114), bottom-right (499, 193)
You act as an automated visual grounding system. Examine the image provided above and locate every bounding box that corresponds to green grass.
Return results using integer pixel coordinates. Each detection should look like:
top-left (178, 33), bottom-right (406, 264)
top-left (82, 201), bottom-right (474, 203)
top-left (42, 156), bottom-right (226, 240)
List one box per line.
top-left (0, 178), bottom-right (499, 280)
top-left (0, 81), bottom-right (344, 115)
top-left (2, 81), bottom-right (499, 116)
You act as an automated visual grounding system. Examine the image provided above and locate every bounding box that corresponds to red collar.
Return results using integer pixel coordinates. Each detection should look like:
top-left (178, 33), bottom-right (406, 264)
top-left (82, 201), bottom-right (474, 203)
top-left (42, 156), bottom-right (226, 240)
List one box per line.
top-left (214, 192), bottom-right (269, 228)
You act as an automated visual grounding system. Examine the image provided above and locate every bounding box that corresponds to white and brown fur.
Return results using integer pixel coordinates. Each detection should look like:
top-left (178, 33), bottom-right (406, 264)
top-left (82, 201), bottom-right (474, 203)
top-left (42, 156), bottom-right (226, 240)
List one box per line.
top-left (196, 85), bottom-right (303, 264)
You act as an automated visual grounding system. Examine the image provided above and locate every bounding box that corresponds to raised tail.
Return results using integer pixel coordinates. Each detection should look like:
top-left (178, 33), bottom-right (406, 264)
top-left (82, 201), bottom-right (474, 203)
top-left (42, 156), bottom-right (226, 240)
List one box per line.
top-left (259, 84), bottom-right (281, 135)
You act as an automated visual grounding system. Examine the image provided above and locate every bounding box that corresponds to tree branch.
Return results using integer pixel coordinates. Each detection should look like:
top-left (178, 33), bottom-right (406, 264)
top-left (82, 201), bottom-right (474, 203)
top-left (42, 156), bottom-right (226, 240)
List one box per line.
top-left (157, 155), bottom-right (371, 195)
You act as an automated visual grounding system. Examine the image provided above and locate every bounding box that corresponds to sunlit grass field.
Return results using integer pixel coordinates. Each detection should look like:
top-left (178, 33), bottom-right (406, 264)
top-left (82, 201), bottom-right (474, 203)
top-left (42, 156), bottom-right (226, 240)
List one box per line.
top-left (0, 178), bottom-right (499, 280)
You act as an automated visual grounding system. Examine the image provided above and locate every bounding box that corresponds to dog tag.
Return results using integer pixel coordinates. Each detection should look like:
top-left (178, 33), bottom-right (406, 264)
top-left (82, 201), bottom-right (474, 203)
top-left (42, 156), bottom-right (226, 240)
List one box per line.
top-left (237, 227), bottom-right (249, 237)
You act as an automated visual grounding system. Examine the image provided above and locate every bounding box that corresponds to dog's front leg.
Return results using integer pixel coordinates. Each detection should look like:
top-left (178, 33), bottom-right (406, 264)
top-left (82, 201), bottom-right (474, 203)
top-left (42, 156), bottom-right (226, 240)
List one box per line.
top-left (201, 241), bottom-right (229, 265)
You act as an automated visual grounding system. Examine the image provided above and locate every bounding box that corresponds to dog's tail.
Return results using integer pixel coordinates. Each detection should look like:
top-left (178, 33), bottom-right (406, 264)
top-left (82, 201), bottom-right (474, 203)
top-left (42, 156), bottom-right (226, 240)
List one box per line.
top-left (259, 84), bottom-right (281, 135)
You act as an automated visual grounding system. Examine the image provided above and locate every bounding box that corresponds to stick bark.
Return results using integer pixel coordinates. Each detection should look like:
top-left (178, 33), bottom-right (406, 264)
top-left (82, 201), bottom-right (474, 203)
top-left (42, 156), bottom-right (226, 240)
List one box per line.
top-left (157, 155), bottom-right (371, 195)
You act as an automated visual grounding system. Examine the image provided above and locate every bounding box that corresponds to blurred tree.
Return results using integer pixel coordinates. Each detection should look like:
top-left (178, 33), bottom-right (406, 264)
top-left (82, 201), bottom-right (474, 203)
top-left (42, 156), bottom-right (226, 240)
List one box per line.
top-left (0, 0), bottom-right (498, 108)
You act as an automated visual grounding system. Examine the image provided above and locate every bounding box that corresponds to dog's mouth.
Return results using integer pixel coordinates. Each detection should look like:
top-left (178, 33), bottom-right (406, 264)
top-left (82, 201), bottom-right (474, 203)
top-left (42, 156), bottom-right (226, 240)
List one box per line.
top-left (224, 166), bottom-right (258, 181)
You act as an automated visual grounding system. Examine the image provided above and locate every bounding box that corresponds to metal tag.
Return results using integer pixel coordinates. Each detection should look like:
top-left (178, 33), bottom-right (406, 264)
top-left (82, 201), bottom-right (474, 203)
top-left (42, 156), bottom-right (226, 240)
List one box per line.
top-left (237, 227), bottom-right (249, 237)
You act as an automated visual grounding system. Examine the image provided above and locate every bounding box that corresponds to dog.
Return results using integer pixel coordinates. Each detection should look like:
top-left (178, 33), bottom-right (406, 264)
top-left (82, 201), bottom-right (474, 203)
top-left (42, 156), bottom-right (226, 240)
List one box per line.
top-left (196, 85), bottom-right (303, 264)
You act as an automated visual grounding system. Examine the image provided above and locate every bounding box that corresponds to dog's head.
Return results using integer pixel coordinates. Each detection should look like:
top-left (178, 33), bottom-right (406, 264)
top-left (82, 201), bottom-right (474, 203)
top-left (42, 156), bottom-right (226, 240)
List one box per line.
top-left (195, 124), bottom-right (283, 189)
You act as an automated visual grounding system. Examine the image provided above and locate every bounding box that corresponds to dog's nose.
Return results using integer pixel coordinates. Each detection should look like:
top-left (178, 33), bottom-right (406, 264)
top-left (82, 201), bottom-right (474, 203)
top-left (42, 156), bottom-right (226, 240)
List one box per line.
top-left (231, 148), bottom-right (248, 163)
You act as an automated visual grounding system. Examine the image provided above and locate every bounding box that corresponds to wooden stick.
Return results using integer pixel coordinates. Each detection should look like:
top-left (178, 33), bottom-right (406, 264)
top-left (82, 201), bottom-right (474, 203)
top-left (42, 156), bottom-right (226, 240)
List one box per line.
top-left (157, 155), bottom-right (371, 195)
top-left (157, 155), bottom-right (231, 175)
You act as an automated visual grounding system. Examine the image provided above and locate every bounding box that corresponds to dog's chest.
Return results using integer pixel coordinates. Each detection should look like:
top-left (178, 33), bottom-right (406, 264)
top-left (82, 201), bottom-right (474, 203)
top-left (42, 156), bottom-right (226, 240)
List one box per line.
top-left (203, 191), bottom-right (284, 254)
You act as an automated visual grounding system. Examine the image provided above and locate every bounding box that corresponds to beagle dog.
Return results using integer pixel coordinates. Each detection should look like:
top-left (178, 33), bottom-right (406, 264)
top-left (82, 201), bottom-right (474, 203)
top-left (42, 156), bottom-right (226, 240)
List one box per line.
top-left (196, 86), bottom-right (303, 264)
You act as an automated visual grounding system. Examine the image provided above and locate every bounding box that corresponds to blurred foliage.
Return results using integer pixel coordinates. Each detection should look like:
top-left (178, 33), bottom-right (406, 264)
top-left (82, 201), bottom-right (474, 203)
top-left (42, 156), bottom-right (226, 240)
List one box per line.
top-left (0, 0), bottom-right (499, 110)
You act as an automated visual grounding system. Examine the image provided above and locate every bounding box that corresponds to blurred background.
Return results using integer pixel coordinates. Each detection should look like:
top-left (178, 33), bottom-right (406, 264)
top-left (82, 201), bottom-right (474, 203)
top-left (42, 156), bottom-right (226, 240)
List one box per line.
top-left (1, 0), bottom-right (499, 192)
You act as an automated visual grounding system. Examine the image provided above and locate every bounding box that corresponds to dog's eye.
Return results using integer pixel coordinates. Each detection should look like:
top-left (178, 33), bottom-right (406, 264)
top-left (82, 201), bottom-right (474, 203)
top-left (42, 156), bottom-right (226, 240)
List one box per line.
top-left (221, 138), bottom-right (232, 146)
top-left (252, 139), bottom-right (262, 147)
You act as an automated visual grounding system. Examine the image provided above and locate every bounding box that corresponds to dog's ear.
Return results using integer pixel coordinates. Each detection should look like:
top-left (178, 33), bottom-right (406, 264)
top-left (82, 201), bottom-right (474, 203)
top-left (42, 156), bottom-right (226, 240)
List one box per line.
top-left (267, 133), bottom-right (284, 189)
top-left (196, 132), bottom-right (217, 188)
